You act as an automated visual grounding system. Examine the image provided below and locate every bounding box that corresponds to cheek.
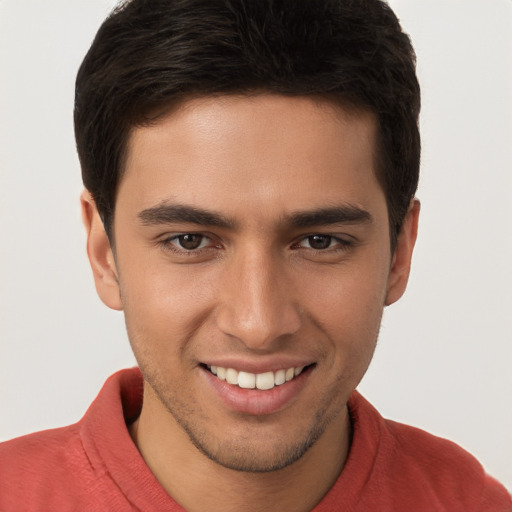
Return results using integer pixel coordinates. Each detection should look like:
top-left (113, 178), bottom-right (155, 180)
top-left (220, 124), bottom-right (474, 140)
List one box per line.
top-left (118, 258), bottom-right (219, 352)
top-left (302, 259), bottom-right (389, 365)
top-left (306, 259), bottom-right (388, 324)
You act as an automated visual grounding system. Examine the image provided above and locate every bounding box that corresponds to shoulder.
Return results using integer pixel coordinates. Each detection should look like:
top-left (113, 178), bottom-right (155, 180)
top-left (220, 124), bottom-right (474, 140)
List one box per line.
top-left (0, 424), bottom-right (98, 509)
top-left (0, 423), bottom-right (84, 476)
top-left (346, 392), bottom-right (512, 511)
top-left (387, 419), bottom-right (511, 510)
top-left (0, 368), bottom-right (144, 511)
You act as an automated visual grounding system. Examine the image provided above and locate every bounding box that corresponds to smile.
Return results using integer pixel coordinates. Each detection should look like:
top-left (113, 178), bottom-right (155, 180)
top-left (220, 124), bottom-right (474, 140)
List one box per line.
top-left (206, 365), bottom-right (306, 391)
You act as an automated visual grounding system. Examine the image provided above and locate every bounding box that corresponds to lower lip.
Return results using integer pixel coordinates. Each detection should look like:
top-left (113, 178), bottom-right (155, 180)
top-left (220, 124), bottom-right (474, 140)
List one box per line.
top-left (201, 366), bottom-right (312, 416)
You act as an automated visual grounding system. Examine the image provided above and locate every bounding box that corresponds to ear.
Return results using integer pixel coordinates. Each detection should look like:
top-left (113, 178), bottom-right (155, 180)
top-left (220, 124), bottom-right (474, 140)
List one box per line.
top-left (385, 199), bottom-right (420, 306)
top-left (80, 190), bottom-right (123, 311)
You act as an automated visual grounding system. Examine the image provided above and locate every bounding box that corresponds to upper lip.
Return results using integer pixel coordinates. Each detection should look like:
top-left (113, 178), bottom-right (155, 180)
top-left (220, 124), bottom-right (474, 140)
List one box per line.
top-left (201, 357), bottom-right (315, 374)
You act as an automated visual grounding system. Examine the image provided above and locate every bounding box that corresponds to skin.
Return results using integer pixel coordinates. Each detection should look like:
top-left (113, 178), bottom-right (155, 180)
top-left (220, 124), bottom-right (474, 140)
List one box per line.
top-left (81, 94), bottom-right (419, 512)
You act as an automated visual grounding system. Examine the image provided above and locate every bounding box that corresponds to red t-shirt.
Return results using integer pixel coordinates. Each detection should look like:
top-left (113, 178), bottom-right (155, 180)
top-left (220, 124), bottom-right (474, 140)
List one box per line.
top-left (0, 368), bottom-right (510, 511)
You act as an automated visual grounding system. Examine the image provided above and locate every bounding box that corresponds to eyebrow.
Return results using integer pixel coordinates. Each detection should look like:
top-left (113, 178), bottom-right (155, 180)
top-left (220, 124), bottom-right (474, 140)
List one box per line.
top-left (286, 205), bottom-right (372, 228)
top-left (138, 203), bottom-right (236, 229)
top-left (137, 202), bottom-right (372, 230)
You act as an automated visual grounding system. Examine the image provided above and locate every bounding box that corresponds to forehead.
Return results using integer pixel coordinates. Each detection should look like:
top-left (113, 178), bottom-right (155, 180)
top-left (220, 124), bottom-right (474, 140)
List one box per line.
top-left (118, 94), bottom-right (384, 225)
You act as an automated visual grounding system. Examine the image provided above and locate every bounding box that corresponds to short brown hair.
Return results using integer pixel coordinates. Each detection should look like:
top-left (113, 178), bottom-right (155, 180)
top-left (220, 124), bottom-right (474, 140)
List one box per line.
top-left (74, 0), bottom-right (420, 249)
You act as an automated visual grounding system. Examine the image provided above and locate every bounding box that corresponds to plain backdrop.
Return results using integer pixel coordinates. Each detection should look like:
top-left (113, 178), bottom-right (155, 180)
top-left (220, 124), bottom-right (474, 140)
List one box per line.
top-left (1, 0), bottom-right (511, 491)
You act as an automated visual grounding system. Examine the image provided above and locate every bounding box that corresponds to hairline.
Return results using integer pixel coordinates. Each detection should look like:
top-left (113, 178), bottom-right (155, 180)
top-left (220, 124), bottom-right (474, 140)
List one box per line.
top-left (103, 90), bottom-right (398, 252)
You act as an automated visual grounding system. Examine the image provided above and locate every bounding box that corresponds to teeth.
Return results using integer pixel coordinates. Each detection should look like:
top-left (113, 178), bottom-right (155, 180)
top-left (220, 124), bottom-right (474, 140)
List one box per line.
top-left (256, 371), bottom-right (275, 390)
top-left (274, 369), bottom-right (286, 386)
top-left (226, 368), bottom-right (238, 385)
top-left (238, 371), bottom-right (256, 389)
top-left (206, 365), bottom-right (307, 390)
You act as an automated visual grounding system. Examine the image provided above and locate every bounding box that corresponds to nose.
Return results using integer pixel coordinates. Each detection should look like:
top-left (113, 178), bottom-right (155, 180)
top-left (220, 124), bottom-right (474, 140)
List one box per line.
top-left (215, 247), bottom-right (302, 350)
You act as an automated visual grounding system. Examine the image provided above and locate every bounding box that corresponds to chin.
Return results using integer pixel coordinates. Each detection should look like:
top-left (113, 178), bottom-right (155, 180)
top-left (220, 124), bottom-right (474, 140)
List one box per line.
top-left (170, 397), bottom-right (342, 474)
top-left (181, 423), bottom-right (323, 473)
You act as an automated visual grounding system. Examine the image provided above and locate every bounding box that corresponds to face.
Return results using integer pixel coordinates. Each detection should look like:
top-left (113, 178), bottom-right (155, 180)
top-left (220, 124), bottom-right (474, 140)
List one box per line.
top-left (84, 94), bottom-right (417, 472)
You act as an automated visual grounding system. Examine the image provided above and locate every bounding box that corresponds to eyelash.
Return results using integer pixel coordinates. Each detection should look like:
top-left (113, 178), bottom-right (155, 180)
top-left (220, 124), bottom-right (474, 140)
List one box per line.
top-left (158, 233), bottom-right (218, 255)
top-left (293, 234), bottom-right (353, 252)
top-left (157, 232), bottom-right (354, 256)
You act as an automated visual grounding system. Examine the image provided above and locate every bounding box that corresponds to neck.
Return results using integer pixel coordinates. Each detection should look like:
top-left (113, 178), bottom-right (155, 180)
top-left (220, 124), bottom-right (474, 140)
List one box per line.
top-left (130, 385), bottom-right (351, 512)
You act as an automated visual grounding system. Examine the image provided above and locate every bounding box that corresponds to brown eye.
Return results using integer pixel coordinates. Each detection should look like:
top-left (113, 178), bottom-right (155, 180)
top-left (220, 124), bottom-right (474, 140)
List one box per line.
top-left (177, 234), bottom-right (204, 250)
top-left (307, 235), bottom-right (332, 250)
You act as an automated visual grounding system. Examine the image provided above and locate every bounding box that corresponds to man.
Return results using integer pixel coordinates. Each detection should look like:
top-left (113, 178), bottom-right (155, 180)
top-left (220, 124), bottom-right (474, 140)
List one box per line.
top-left (0, 0), bottom-right (510, 510)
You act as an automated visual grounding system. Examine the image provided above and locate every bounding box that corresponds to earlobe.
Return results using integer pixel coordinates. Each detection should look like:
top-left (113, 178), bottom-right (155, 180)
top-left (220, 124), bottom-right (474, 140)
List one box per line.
top-left (385, 199), bottom-right (420, 306)
top-left (80, 190), bottom-right (123, 311)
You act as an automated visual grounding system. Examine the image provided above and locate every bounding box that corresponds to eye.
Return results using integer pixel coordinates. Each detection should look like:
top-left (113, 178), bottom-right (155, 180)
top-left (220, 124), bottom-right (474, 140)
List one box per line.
top-left (299, 234), bottom-right (340, 250)
top-left (162, 233), bottom-right (212, 252)
top-left (305, 234), bottom-right (331, 250)
top-left (175, 234), bottom-right (206, 250)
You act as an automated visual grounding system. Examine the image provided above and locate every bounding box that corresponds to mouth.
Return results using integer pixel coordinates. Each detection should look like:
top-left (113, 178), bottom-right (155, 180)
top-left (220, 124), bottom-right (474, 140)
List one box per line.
top-left (200, 362), bottom-right (315, 415)
top-left (203, 364), bottom-right (312, 391)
